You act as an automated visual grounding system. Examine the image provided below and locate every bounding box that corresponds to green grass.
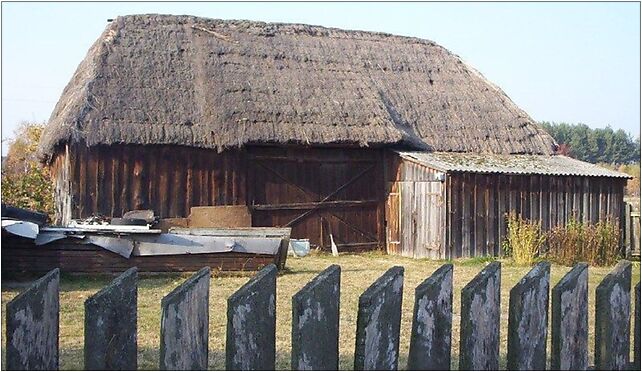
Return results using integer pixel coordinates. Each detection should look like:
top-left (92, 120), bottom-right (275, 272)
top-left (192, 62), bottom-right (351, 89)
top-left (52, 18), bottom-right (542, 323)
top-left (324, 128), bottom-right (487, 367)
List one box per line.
top-left (2, 252), bottom-right (640, 370)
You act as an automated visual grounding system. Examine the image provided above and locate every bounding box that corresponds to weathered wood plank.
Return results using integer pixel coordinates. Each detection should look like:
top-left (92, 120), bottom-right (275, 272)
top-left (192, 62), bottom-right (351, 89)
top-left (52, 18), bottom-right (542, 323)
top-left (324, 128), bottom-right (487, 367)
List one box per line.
top-left (507, 262), bottom-right (550, 370)
top-left (459, 261), bottom-right (500, 371)
top-left (226, 264), bottom-right (277, 370)
top-left (595, 260), bottom-right (632, 371)
top-left (634, 281), bottom-right (641, 370)
top-left (84, 267), bottom-right (138, 370)
top-left (5, 268), bottom-right (60, 370)
top-left (159, 267), bottom-right (210, 370)
top-left (291, 265), bottom-right (341, 370)
top-left (354, 266), bottom-right (404, 370)
top-left (408, 264), bottom-right (453, 370)
top-left (551, 262), bottom-right (588, 371)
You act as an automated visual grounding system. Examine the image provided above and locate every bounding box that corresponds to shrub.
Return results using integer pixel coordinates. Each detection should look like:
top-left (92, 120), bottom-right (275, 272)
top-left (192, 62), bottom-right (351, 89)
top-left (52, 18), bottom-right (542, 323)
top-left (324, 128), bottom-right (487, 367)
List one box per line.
top-left (545, 218), bottom-right (620, 266)
top-left (503, 213), bottom-right (546, 266)
top-left (1, 122), bottom-right (54, 216)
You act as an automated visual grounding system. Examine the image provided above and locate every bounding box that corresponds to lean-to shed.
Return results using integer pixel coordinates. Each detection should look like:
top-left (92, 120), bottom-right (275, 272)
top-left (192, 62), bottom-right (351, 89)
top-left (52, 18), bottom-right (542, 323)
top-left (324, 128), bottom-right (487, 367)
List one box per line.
top-left (38, 14), bottom-right (629, 256)
top-left (385, 152), bottom-right (631, 259)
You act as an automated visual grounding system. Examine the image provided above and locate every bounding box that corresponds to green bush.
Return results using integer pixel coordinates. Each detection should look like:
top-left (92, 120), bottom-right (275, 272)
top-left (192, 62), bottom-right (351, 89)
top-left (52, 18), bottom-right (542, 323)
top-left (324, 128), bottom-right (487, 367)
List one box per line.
top-left (503, 213), bottom-right (546, 266)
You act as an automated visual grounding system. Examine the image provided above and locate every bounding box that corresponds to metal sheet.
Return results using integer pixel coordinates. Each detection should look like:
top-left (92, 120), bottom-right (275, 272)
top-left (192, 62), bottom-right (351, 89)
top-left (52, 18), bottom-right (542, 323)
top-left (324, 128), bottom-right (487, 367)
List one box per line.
top-left (35, 232), bottom-right (67, 246)
top-left (41, 226), bottom-right (162, 234)
top-left (132, 234), bottom-right (282, 256)
top-left (85, 236), bottom-right (134, 258)
top-left (396, 151), bottom-right (631, 178)
top-left (169, 227), bottom-right (291, 238)
top-left (1, 220), bottom-right (39, 239)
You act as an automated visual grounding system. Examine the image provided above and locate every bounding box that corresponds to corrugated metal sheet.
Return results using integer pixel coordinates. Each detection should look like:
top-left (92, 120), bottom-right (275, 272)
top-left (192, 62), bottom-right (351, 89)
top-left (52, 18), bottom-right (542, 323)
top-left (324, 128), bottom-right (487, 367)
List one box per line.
top-left (396, 152), bottom-right (631, 178)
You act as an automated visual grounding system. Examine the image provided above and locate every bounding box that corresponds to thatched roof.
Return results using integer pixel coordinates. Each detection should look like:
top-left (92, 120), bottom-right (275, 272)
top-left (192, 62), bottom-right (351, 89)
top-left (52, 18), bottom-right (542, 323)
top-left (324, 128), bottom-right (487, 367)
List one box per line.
top-left (39, 14), bottom-right (557, 159)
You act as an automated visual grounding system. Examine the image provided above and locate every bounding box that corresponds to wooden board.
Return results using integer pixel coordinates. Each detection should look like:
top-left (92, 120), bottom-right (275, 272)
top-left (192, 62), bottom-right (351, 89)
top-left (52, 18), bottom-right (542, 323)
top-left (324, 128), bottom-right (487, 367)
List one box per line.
top-left (1, 234), bottom-right (285, 275)
top-left (188, 206), bottom-right (251, 228)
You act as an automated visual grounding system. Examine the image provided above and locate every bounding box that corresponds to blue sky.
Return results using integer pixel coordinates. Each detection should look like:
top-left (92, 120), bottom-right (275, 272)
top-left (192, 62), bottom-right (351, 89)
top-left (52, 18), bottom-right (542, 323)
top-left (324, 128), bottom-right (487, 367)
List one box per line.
top-left (1, 1), bottom-right (640, 154)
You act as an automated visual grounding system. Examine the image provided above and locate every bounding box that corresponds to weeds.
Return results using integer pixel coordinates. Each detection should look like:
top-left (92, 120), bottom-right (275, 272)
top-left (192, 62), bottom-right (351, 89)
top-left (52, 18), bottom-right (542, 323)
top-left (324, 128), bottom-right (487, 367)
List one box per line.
top-left (503, 213), bottom-right (546, 266)
top-left (546, 217), bottom-right (620, 266)
top-left (503, 213), bottom-right (622, 267)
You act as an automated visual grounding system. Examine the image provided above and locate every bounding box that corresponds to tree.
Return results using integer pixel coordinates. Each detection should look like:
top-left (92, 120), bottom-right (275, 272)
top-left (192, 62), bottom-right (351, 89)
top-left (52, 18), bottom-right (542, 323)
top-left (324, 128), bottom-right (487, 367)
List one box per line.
top-left (542, 121), bottom-right (640, 164)
top-left (1, 122), bottom-right (54, 215)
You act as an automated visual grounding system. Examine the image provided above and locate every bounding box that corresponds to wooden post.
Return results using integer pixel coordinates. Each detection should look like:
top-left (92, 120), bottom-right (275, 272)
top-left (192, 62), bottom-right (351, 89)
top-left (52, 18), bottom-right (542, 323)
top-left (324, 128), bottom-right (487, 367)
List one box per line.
top-left (407, 264), bottom-right (453, 370)
top-left (459, 261), bottom-right (500, 371)
top-left (84, 267), bottom-right (138, 370)
top-left (634, 281), bottom-right (641, 370)
top-left (159, 267), bottom-right (210, 370)
top-left (507, 262), bottom-right (550, 370)
top-left (291, 265), bottom-right (341, 370)
top-left (226, 264), bottom-right (277, 370)
top-left (354, 266), bottom-right (404, 370)
top-left (551, 263), bottom-right (588, 370)
top-left (595, 260), bottom-right (632, 371)
top-left (5, 269), bottom-right (60, 370)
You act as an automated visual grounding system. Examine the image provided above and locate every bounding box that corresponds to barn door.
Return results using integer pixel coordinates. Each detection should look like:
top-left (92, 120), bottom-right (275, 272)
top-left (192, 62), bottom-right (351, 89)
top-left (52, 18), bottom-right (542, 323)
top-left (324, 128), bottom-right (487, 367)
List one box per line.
top-left (246, 148), bottom-right (384, 251)
top-left (385, 182), bottom-right (401, 254)
top-left (411, 181), bottom-right (443, 259)
top-left (388, 180), bottom-right (444, 258)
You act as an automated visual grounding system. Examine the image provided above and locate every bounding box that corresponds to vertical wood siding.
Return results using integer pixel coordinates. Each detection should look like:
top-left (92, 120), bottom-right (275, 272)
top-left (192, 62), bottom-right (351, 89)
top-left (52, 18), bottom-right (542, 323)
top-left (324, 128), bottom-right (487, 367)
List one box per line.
top-left (445, 172), bottom-right (626, 259)
top-left (247, 147), bottom-right (385, 252)
top-left (50, 145), bottom-right (386, 252)
top-left (384, 155), bottom-right (445, 258)
top-left (50, 144), bottom-right (246, 223)
top-left (385, 153), bottom-right (627, 260)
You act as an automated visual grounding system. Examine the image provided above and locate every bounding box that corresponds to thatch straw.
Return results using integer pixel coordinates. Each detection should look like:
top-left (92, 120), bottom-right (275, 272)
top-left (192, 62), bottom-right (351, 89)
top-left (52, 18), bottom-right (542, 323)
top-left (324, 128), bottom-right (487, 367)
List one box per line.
top-left (39, 14), bottom-right (557, 159)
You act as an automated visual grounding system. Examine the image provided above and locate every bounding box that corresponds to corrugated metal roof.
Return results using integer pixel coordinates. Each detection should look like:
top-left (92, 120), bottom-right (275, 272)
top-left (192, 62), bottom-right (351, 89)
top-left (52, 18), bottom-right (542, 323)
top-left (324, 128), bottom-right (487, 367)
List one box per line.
top-left (395, 152), bottom-right (632, 178)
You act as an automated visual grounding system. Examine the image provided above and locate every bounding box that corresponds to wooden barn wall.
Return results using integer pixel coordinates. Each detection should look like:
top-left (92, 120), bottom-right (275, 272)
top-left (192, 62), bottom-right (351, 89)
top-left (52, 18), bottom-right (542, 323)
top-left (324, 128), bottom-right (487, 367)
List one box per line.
top-left (247, 147), bottom-right (385, 252)
top-left (384, 155), bottom-right (446, 259)
top-left (50, 144), bottom-right (386, 252)
top-left (445, 173), bottom-right (627, 259)
top-left (50, 143), bottom-right (246, 223)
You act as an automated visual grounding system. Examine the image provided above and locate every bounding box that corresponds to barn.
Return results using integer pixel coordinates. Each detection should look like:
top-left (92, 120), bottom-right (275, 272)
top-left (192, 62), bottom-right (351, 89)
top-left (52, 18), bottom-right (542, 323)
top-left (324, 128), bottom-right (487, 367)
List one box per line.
top-left (38, 14), bottom-right (629, 258)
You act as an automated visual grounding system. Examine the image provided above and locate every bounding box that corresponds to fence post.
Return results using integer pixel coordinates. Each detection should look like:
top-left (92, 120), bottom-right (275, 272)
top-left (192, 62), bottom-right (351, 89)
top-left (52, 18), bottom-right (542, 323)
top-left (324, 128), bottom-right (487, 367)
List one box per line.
top-left (5, 268), bottom-right (60, 370)
top-left (291, 265), bottom-right (341, 370)
top-left (84, 267), bottom-right (138, 370)
top-left (354, 266), bottom-right (404, 371)
top-left (595, 260), bottom-right (632, 371)
top-left (226, 264), bottom-right (277, 370)
top-left (459, 261), bottom-right (501, 371)
top-left (551, 262), bottom-right (588, 370)
top-left (407, 263), bottom-right (453, 371)
top-left (507, 261), bottom-right (550, 370)
top-left (634, 281), bottom-right (641, 370)
top-left (625, 203), bottom-right (632, 258)
top-left (159, 267), bottom-right (210, 370)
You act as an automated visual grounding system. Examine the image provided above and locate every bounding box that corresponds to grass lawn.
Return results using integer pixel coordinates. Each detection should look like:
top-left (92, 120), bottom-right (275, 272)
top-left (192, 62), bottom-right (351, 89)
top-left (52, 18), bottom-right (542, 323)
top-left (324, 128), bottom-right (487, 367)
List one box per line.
top-left (2, 252), bottom-right (640, 370)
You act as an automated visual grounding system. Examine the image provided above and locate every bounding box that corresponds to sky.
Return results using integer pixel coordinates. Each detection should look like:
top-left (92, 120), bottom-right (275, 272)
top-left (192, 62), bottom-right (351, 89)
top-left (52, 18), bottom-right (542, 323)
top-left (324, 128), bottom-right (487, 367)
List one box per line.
top-left (1, 1), bottom-right (640, 155)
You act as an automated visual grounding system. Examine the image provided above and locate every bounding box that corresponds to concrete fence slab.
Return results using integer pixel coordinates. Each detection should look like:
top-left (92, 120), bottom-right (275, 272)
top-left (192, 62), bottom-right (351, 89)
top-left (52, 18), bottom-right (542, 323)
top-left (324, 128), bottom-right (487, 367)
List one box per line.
top-left (507, 262), bottom-right (550, 370)
top-left (84, 267), bottom-right (138, 370)
top-left (595, 260), bottom-right (632, 371)
top-left (551, 262), bottom-right (589, 371)
top-left (159, 267), bottom-right (211, 370)
top-left (226, 264), bottom-right (277, 370)
top-left (291, 264), bottom-right (341, 370)
top-left (459, 261), bottom-right (501, 371)
top-left (5, 268), bottom-right (60, 370)
top-left (354, 266), bottom-right (404, 371)
top-left (407, 263), bottom-right (453, 371)
top-left (634, 281), bottom-right (641, 370)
